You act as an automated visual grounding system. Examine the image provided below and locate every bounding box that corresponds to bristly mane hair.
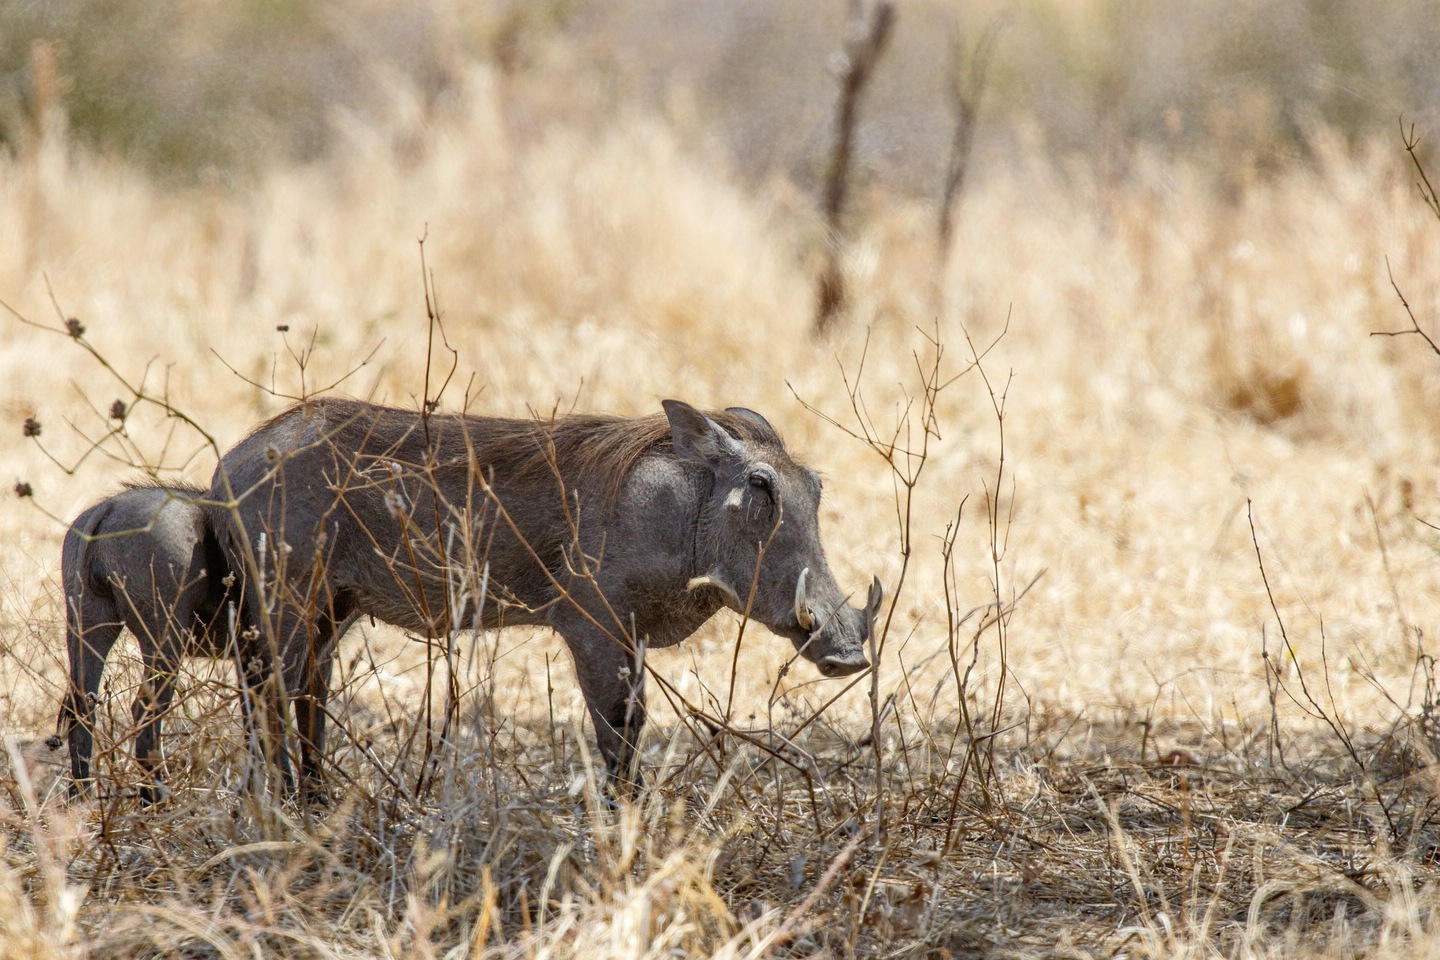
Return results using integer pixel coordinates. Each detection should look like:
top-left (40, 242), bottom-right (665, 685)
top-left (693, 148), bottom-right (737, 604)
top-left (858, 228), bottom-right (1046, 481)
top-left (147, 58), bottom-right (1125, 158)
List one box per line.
top-left (502, 408), bottom-right (786, 503)
top-left (296, 398), bottom-right (787, 506)
top-left (120, 479), bottom-right (206, 496)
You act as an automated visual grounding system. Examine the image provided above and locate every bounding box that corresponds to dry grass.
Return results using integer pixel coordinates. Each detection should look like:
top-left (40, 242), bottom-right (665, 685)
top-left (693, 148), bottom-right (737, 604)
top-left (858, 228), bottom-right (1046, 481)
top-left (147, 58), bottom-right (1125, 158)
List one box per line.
top-left (4, 30), bottom-right (1440, 959)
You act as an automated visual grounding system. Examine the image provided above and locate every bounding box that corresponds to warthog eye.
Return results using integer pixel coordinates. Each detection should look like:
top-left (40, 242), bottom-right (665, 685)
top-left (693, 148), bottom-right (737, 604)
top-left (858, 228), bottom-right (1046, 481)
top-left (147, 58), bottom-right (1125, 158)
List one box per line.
top-left (748, 472), bottom-right (773, 496)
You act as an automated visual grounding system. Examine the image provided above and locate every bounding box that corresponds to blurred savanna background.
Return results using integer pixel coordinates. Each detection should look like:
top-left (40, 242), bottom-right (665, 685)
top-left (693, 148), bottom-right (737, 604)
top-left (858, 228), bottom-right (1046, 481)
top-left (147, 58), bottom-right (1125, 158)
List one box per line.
top-left (4, 1), bottom-right (1440, 956)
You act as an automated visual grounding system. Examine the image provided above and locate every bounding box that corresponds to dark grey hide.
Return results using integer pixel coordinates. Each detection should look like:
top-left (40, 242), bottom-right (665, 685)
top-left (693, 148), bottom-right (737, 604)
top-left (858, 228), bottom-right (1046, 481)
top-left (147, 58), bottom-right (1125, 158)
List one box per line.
top-left (54, 484), bottom-right (235, 801)
top-left (208, 397), bottom-right (881, 793)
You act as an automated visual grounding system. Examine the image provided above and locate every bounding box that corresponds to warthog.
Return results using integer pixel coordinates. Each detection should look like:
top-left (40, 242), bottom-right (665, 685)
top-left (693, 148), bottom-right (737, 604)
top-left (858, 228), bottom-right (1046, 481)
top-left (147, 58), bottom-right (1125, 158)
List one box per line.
top-left (209, 397), bottom-right (881, 793)
top-left (53, 484), bottom-right (236, 801)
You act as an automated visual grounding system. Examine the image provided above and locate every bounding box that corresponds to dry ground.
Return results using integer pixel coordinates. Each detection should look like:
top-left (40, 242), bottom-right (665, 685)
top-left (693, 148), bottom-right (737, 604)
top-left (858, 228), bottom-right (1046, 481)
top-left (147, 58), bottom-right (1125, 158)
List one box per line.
top-left (3, 58), bottom-right (1440, 958)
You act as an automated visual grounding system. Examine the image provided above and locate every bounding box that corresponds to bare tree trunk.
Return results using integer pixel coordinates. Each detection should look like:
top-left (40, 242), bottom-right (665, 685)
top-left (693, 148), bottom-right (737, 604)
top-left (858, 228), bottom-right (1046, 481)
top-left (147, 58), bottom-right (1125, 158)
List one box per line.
top-left (814, 0), bottom-right (895, 337)
top-left (936, 15), bottom-right (1002, 283)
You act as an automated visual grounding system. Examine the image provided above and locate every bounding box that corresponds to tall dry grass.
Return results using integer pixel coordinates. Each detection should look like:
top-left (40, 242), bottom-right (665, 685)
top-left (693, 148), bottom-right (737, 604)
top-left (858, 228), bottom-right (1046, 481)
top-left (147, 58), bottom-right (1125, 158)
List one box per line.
top-left (2, 42), bottom-right (1440, 959)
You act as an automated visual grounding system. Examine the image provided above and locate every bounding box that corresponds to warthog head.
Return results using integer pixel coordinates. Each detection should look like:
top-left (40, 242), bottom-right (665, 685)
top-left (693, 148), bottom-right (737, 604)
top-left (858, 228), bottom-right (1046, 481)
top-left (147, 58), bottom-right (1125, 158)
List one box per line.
top-left (665, 400), bottom-right (882, 678)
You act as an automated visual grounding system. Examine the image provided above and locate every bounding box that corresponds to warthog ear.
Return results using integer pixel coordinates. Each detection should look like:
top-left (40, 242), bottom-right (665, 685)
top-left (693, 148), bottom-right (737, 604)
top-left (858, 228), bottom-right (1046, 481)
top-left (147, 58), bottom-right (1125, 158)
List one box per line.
top-left (663, 399), bottom-right (742, 464)
top-left (724, 406), bottom-right (781, 444)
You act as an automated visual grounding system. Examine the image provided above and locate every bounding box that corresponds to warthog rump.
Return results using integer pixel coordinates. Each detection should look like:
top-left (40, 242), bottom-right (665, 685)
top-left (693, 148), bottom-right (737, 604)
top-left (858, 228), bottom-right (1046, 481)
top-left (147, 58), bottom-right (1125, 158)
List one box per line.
top-left (54, 484), bottom-right (235, 801)
top-left (208, 397), bottom-right (881, 792)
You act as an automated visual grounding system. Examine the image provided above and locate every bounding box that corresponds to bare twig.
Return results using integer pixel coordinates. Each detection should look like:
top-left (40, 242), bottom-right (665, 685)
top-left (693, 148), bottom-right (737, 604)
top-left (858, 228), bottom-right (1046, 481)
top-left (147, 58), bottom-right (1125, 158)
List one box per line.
top-left (1400, 118), bottom-right (1440, 221)
top-left (1247, 500), bottom-right (1400, 842)
top-left (1370, 258), bottom-right (1440, 357)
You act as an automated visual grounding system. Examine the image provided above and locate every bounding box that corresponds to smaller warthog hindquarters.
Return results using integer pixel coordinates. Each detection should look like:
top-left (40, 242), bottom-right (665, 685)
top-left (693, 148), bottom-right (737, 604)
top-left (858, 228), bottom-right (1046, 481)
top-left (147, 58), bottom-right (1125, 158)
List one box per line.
top-left (54, 484), bottom-right (235, 802)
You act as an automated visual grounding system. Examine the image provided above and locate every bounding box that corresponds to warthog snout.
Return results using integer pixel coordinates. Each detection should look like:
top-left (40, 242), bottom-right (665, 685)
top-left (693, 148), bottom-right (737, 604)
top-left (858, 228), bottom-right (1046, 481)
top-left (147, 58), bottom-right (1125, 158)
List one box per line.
top-left (815, 651), bottom-right (869, 678)
top-left (800, 573), bottom-right (883, 678)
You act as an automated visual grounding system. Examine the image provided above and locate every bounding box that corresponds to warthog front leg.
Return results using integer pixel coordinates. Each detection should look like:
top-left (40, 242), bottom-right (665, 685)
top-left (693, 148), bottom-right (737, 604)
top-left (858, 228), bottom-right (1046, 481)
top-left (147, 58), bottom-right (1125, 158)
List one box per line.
top-left (563, 625), bottom-right (647, 793)
top-left (274, 607), bottom-right (354, 803)
top-left (290, 638), bottom-right (337, 802)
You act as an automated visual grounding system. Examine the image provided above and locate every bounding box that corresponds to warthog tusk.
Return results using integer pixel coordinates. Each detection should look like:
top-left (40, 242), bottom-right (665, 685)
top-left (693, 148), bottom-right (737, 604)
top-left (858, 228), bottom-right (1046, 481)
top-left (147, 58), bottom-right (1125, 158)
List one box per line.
top-left (687, 573), bottom-right (744, 611)
top-left (865, 576), bottom-right (883, 622)
top-left (794, 567), bottom-right (816, 631)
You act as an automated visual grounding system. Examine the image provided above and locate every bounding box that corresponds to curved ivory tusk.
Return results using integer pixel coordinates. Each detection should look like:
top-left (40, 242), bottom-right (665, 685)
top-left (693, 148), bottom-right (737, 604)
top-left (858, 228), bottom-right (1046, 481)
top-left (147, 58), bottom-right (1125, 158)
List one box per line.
top-left (865, 576), bottom-right (884, 621)
top-left (687, 573), bottom-right (744, 611)
top-left (794, 567), bottom-right (816, 631)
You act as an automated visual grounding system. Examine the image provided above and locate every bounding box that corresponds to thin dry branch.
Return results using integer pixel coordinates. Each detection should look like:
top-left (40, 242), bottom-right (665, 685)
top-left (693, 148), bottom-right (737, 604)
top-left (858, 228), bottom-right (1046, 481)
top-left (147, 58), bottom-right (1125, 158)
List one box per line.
top-left (1247, 499), bottom-right (1402, 844)
top-left (1401, 118), bottom-right (1440, 222)
top-left (1370, 258), bottom-right (1440, 358)
top-left (1371, 127), bottom-right (1440, 357)
top-left (210, 336), bottom-right (383, 403)
top-left (415, 232), bottom-right (464, 798)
